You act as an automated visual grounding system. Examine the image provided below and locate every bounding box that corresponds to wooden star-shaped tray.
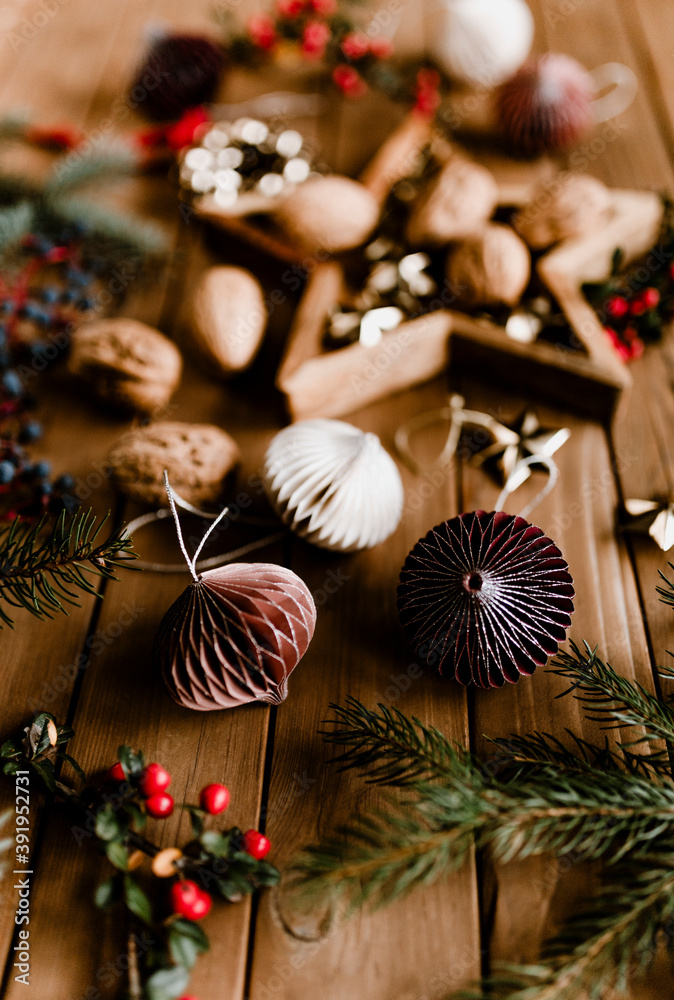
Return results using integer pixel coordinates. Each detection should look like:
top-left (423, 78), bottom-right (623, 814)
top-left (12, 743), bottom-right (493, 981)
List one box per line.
top-left (275, 115), bottom-right (664, 423)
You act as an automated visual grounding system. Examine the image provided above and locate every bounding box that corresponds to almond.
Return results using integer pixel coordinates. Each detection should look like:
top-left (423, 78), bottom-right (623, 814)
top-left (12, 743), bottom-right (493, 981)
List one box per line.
top-left (190, 266), bottom-right (267, 376)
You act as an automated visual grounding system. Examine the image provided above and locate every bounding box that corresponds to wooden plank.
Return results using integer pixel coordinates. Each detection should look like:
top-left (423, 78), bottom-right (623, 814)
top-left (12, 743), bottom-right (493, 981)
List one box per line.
top-left (248, 381), bottom-right (482, 1000)
top-left (457, 388), bottom-right (656, 966)
top-left (0, 0), bottom-right (154, 971)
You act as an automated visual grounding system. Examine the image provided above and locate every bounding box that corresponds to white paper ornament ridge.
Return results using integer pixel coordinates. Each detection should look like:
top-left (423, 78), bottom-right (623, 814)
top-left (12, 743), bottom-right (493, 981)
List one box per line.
top-left (262, 419), bottom-right (404, 552)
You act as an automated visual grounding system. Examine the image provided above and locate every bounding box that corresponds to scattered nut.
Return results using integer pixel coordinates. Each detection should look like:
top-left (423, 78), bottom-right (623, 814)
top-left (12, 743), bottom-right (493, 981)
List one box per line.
top-left (274, 175), bottom-right (380, 254)
top-left (109, 421), bottom-right (240, 507)
top-left (127, 850), bottom-right (146, 871)
top-left (152, 847), bottom-right (183, 878)
top-left (190, 266), bottom-right (267, 376)
top-left (68, 319), bottom-right (182, 416)
top-left (406, 157), bottom-right (498, 247)
top-left (513, 173), bottom-right (612, 249)
top-left (446, 223), bottom-right (531, 308)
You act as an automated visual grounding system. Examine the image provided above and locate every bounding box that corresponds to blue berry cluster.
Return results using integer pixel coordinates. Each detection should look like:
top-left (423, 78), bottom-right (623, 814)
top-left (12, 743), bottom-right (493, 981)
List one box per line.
top-left (0, 231), bottom-right (103, 519)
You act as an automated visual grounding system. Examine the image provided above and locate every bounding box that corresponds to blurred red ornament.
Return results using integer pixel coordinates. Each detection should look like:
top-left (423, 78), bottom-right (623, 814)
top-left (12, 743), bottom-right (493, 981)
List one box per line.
top-left (414, 68), bottom-right (441, 118)
top-left (165, 107), bottom-right (210, 151)
top-left (26, 123), bottom-right (83, 151)
top-left (369, 36), bottom-right (394, 59)
top-left (498, 53), bottom-right (594, 156)
top-left (309, 0), bottom-right (337, 13)
top-left (341, 32), bottom-right (370, 60)
top-left (640, 287), bottom-right (660, 310)
top-left (248, 13), bottom-right (277, 50)
top-left (277, 0), bottom-right (305, 15)
top-left (604, 295), bottom-right (629, 319)
top-left (302, 19), bottom-right (331, 59)
top-left (332, 64), bottom-right (368, 97)
top-left (397, 510), bottom-right (574, 688)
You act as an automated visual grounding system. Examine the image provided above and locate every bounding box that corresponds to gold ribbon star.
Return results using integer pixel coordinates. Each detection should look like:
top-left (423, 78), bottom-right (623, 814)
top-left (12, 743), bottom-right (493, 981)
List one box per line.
top-left (470, 409), bottom-right (571, 486)
top-left (623, 499), bottom-right (674, 552)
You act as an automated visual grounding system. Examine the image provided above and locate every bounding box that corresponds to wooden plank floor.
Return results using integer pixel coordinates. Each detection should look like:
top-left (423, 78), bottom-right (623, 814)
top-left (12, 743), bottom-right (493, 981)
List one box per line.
top-left (1, 0), bottom-right (674, 997)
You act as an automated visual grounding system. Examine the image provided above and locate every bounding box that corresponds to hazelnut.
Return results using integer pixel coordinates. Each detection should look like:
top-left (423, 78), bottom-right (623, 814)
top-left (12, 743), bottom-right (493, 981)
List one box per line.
top-left (406, 157), bottom-right (498, 247)
top-left (273, 175), bottom-right (380, 254)
top-left (68, 318), bottom-right (182, 416)
top-left (513, 173), bottom-right (612, 249)
top-left (446, 224), bottom-right (531, 308)
top-left (190, 266), bottom-right (267, 376)
top-left (109, 421), bottom-right (240, 507)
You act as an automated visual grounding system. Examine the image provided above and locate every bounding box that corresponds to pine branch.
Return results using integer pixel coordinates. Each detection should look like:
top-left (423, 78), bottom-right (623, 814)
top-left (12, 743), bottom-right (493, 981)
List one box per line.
top-left (44, 145), bottom-right (138, 197)
top-left (0, 200), bottom-right (35, 255)
top-left (656, 564), bottom-right (674, 609)
top-left (290, 702), bottom-right (674, 910)
top-left (489, 729), bottom-right (671, 779)
top-left (550, 640), bottom-right (674, 750)
top-left (456, 852), bottom-right (674, 1000)
top-left (321, 697), bottom-right (461, 785)
top-left (0, 508), bottom-right (138, 627)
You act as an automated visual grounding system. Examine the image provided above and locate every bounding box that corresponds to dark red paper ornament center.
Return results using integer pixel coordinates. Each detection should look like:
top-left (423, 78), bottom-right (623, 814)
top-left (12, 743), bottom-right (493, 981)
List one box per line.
top-left (397, 510), bottom-right (575, 688)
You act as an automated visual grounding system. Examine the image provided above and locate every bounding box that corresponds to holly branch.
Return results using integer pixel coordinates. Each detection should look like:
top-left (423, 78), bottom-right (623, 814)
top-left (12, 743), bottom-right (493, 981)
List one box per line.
top-left (1, 712), bottom-right (279, 1000)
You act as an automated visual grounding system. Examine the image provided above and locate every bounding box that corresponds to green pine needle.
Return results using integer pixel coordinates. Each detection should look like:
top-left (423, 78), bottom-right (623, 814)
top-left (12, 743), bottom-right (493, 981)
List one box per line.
top-left (289, 603), bottom-right (674, 1000)
top-left (0, 508), bottom-right (138, 627)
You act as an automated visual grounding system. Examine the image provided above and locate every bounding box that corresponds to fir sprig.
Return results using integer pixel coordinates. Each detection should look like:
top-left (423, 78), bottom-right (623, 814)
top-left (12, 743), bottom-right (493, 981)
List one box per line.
top-left (0, 508), bottom-right (137, 626)
top-left (289, 581), bottom-right (674, 999)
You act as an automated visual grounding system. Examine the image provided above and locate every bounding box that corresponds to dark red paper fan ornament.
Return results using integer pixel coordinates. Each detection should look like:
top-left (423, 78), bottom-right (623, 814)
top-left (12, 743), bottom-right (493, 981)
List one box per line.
top-left (397, 510), bottom-right (574, 689)
top-left (155, 563), bottom-right (317, 711)
top-left (133, 31), bottom-right (226, 121)
top-left (497, 53), bottom-right (594, 156)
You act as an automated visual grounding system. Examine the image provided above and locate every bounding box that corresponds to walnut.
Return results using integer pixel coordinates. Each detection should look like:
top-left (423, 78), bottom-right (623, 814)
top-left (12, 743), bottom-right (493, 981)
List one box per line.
top-left (406, 157), bottom-right (498, 247)
top-left (68, 319), bottom-right (182, 415)
top-left (109, 421), bottom-right (240, 507)
top-left (190, 266), bottom-right (267, 376)
top-left (513, 172), bottom-right (612, 249)
top-left (446, 224), bottom-right (531, 308)
top-left (273, 175), bottom-right (380, 255)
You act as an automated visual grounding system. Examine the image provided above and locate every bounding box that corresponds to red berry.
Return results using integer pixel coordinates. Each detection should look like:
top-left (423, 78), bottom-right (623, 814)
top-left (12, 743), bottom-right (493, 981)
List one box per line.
top-left (199, 783), bottom-right (230, 815)
top-left (604, 295), bottom-right (628, 319)
top-left (243, 829), bottom-right (271, 860)
top-left (145, 792), bottom-right (174, 818)
top-left (106, 762), bottom-right (125, 783)
top-left (630, 296), bottom-right (647, 317)
top-left (171, 880), bottom-right (212, 921)
top-left (139, 763), bottom-right (171, 797)
top-left (642, 287), bottom-right (660, 310)
top-left (624, 324), bottom-right (639, 342)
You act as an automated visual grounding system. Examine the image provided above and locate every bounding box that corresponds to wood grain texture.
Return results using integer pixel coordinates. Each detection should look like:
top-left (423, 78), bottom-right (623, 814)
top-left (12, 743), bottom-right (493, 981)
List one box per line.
top-left (248, 380), bottom-right (482, 1000)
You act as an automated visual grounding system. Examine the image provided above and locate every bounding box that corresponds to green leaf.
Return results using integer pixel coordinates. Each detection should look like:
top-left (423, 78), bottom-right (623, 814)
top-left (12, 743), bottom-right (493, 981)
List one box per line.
top-left (200, 830), bottom-right (231, 857)
top-left (105, 840), bottom-right (129, 870)
top-left (3, 761), bottom-right (18, 776)
top-left (118, 744), bottom-right (144, 778)
top-left (95, 807), bottom-right (123, 842)
top-left (30, 760), bottom-right (55, 792)
top-left (0, 738), bottom-right (21, 758)
top-left (123, 874), bottom-right (152, 924)
top-left (94, 877), bottom-right (119, 909)
top-left (168, 928), bottom-right (200, 969)
top-left (145, 964), bottom-right (191, 1000)
top-left (57, 752), bottom-right (86, 781)
top-left (170, 919), bottom-right (210, 951)
top-left (189, 810), bottom-right (204, 838)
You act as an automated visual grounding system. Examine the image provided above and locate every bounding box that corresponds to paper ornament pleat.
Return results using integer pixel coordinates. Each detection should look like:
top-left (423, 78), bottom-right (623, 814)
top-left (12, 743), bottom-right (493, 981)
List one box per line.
top-left (155, 563), bottom-right (317, 711)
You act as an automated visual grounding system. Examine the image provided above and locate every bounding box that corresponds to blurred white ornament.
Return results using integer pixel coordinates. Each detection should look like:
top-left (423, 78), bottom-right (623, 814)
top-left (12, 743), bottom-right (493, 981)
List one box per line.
top-left (426, 0), bottom-right (534, 88)
top-left (262, 419), bottom-right (404, 553)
